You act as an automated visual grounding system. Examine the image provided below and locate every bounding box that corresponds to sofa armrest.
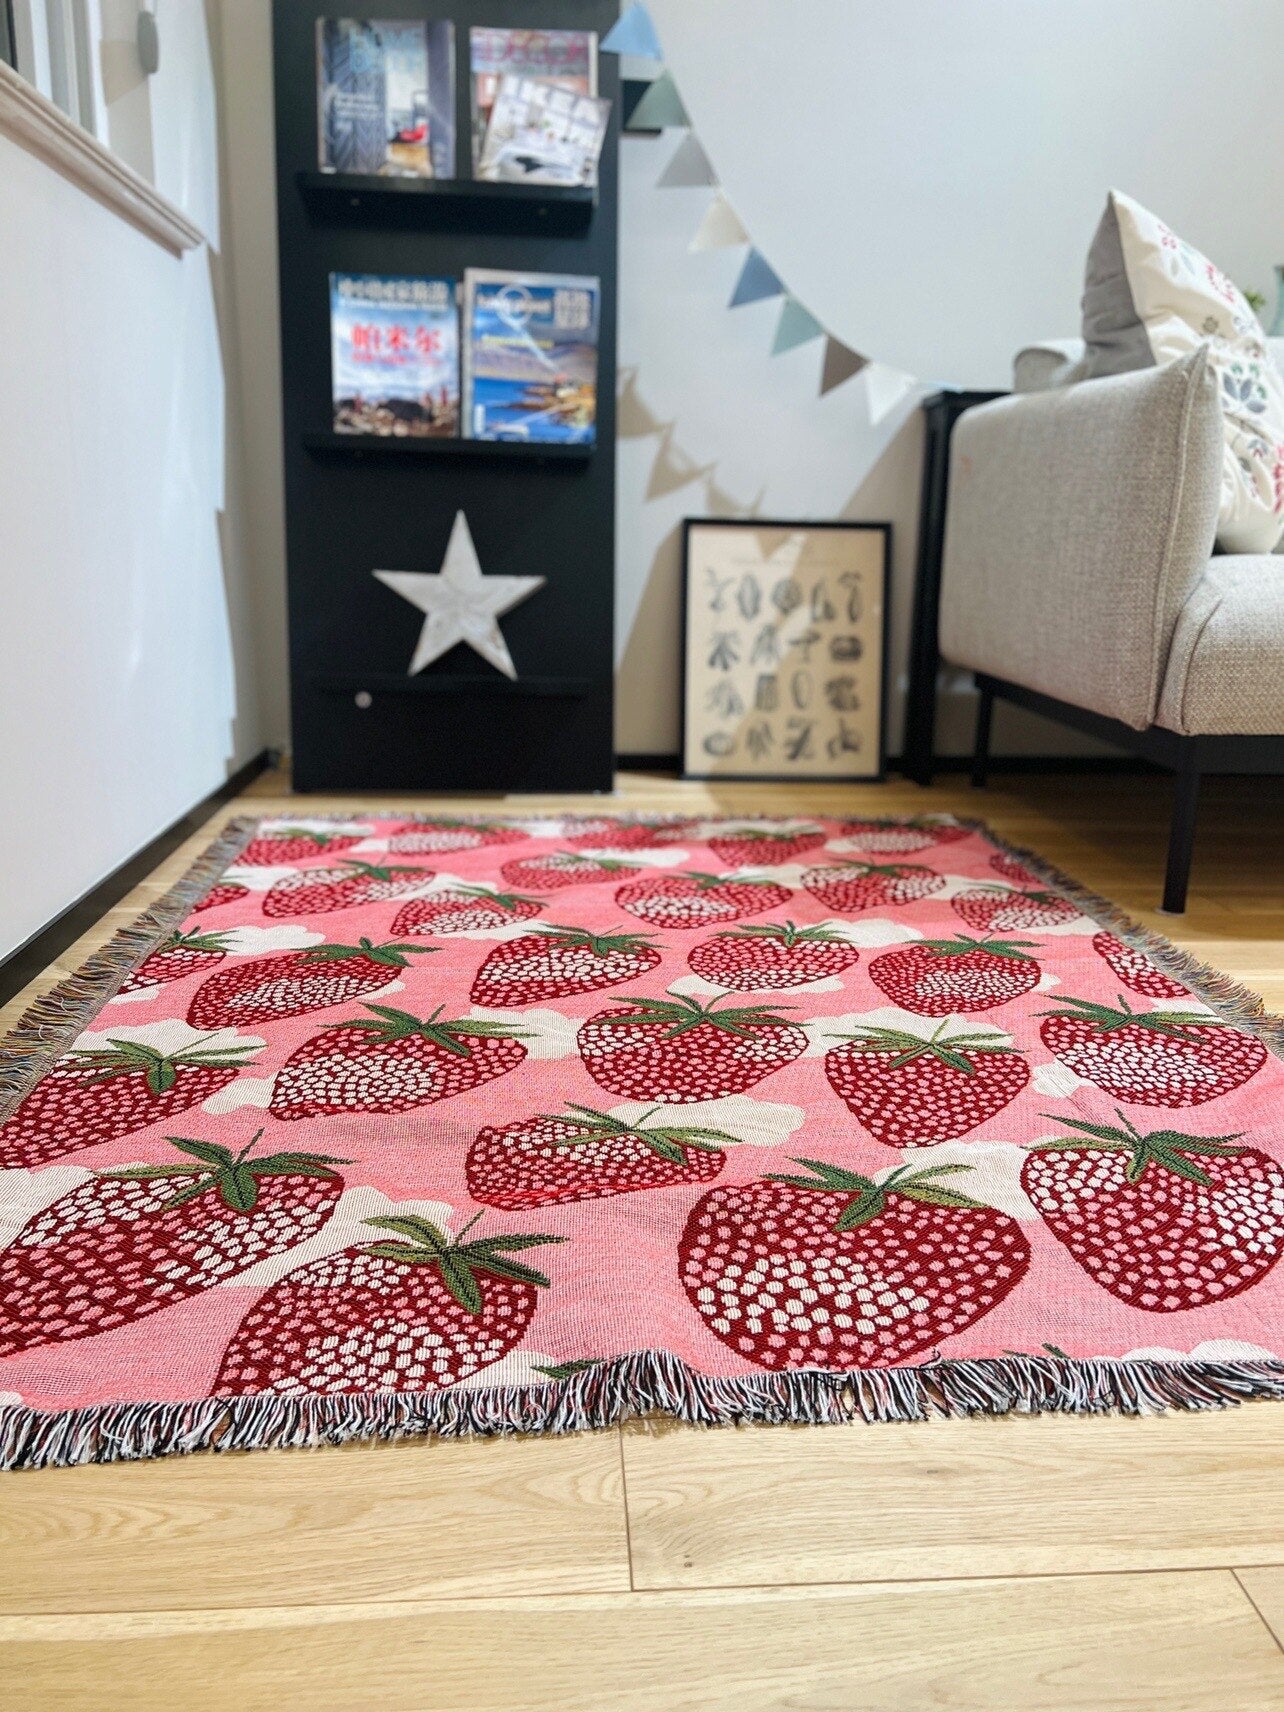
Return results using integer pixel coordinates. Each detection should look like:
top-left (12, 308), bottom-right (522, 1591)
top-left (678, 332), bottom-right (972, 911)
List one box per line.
top-left (939, 347), bottom-right (1221, 730)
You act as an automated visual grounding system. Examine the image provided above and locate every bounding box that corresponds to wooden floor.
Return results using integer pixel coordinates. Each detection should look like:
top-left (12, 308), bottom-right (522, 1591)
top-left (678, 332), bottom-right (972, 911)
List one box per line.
top-left (3, 767), bottom-right (1284, 1711)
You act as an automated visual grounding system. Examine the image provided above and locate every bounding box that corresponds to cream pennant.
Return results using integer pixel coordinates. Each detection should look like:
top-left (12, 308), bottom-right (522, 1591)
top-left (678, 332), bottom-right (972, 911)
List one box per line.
top-left (689, 193), bottom-right (749, 253)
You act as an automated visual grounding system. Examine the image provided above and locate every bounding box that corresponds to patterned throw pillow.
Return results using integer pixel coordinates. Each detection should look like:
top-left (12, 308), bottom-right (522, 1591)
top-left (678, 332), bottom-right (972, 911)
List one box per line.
top-left (1082, 189), bottom-right (1284, 554)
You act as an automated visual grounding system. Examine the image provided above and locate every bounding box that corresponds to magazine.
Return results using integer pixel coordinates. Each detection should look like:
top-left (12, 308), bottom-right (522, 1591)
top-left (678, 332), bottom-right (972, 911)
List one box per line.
top-left (462, 269), bottom-right (599, 445)
top-left (468, 27), bottom-right (596, 170)
top-left (317, 19), bottom-right (455, 178)
top-left (330, 274), bottom-right (460, 437)
top-left (477, 75), bottom-right (610, 187)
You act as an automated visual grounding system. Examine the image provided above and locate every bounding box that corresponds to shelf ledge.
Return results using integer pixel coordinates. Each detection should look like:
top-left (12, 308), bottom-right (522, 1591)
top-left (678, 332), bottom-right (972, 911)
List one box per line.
top-left (296, 169), bottom-right (596, 233)
top-left (303, 432), bottom-right (593, 464)
top-left (0, 62), bottom-right (203, 256)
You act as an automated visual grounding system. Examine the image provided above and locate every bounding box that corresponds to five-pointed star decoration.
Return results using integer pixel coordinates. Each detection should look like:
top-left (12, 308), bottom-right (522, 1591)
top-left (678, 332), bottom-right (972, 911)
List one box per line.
top-left (372, 511), bottom-right (545, 680)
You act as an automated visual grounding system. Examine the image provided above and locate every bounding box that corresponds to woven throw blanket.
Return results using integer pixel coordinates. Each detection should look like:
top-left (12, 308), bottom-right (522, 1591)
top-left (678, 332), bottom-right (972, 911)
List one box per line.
top-left (2, 812), bottom-right (1283, 1469)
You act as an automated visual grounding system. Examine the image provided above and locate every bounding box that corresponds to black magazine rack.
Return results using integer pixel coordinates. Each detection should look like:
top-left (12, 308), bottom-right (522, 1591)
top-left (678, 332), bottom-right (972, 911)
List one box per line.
top-left (272, 0), bottom-right (619, 790)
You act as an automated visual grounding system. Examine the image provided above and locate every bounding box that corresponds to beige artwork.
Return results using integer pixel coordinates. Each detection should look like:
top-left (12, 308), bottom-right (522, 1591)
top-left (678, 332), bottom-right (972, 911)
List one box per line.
top-left (682, 522), bottom-right (887, 778)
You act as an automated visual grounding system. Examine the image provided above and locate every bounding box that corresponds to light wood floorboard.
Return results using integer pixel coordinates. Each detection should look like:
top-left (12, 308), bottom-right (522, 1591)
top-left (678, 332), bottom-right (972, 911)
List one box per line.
top-left (0, 1430), bottom-right (628, 1614)
top-left (622, 1406), bottom-right (1284, 1588)
top-left (2, 767), bottom-right (1284, 1709)
top-left (3, 1573), bottom-right (1283, 1712)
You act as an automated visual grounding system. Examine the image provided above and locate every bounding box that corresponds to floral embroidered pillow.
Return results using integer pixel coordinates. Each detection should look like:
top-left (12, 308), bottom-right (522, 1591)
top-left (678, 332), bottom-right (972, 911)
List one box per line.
top-left (1082, 189), bottom-right (1284, 554)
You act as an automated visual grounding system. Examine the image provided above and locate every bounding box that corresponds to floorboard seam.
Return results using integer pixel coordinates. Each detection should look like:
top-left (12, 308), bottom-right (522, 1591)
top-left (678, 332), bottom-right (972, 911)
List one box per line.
top-left (1231, 1570), bottom-right (1284, 1657)
top-left (616, 1427), bottom-right (638, 1593)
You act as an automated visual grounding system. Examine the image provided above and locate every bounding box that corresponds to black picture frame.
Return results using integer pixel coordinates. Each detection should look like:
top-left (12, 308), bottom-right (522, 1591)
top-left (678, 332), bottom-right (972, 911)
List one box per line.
top-left (679, 517), bottom-right (891, 784)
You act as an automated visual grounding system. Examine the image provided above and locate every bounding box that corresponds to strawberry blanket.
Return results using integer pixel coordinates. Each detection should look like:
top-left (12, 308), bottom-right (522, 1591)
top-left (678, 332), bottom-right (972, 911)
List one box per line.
top-left (2, 812), bottom-right (1283, 1469)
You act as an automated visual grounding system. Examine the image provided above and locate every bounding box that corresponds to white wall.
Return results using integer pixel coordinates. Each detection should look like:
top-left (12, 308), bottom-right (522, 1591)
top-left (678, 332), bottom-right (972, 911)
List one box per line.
top-left (0, 3), bottom-right (263, 960)
top-left (213, 1), bottom-right (1284, 766)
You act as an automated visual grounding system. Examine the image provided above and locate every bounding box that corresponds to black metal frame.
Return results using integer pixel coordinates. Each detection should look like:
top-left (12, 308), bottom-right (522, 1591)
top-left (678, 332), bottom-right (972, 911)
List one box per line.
top-left (971, 672), bottom-right (1284, 914)
top-left (677, 517), bottom-right (892, 783)
top-left (0, 1), bottom-right (15, 69)
top-left (902, 388), bottom-right (1005, 784)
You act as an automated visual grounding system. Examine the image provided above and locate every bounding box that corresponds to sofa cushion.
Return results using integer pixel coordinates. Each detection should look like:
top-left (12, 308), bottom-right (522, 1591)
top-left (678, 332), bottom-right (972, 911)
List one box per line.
top-left (1012, 338), bottom-right (1087, 393)
top-left (1081, 190), bottom-right (1284, 555)
top-left (1157, 558), bottom-right (1284, 734)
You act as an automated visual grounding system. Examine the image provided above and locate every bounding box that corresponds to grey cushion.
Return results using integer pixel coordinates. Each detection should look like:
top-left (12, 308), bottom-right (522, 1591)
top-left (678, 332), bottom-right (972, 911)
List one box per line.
top-left (1080, 195), bottom-right (1156, 380)
top-left (1157, 557), bottom-right (1284, 735)
top-left (940, 348), bottom-right (1222, 729)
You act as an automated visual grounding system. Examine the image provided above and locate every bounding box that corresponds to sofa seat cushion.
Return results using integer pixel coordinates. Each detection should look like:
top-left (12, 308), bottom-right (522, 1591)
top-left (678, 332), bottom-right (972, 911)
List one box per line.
top-left (1158, 558), bottom-right (1284, 735)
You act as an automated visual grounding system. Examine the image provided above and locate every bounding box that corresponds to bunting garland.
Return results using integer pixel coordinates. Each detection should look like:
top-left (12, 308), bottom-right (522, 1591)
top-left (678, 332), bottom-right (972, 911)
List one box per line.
top-left (605, 3), bottom-right (868, 398)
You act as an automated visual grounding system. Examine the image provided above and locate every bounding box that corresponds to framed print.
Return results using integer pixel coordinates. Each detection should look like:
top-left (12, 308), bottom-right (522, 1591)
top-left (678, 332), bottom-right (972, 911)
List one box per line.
top-left (680, 518), bottom-right (890, 781)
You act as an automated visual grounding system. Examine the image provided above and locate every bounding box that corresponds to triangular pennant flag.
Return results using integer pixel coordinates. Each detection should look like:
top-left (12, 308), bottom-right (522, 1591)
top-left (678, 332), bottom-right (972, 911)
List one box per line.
top-left (625, 69), bottom-right (689, 130)
top-left (619, 54), bottom-right (662, 82)
top-left (864, 363), bottom-right (917, 424)
top-left (601, 4), bottom-right (663, 59)
top-left (646, 427), bottom-right (715, 499)
top-left (772, 298), bottom-right (826, 355)
top-left (820, 337), bottom-right (869, 394)
top-left (689, 193), bottom-right (749, 252)
top-left (657, 132), bottom-right (717, 188)
top-left (617, 367), bottom-right (668, 439)
top-left (729, 248), bottom-right (785, 309)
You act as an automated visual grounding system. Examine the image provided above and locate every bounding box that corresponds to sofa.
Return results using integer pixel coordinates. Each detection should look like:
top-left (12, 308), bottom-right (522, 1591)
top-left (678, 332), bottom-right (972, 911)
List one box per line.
top-left (938, 340), bottom-right (1284, 912)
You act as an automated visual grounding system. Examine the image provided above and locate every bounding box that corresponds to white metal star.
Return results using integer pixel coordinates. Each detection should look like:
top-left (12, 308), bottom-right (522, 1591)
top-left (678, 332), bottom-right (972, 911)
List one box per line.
top-left (373, 511), bottom-right (545, 680)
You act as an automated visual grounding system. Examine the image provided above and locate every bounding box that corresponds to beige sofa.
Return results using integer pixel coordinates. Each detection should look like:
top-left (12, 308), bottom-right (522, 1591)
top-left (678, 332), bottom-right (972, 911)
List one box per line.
top-left (938, 342), bottom-right (1284, 912)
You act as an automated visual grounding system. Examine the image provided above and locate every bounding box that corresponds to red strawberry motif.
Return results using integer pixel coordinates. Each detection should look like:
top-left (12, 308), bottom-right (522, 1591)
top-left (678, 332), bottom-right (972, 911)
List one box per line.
top-left (563, 817), bottom-right (697, 850)
top-left (391, 887), bottom-right (544, 936)
top-left (269, 1005), bottom-right (528, 1121)
top-left (679, 1157), bottom-right (1030, 1370)
top-left (467, 1102), bottom-right (734, 1208)
top-left (834, 819), bottom-right (970, 855)
top-left (262, 860), bottom-right (434, 918)
top-left (238, 828), bottom-right (362, 866)
top-left (384, 819), bottom-right (528, 854)
top-left (500, 852), bottom-right (642, 891)
top-left (577, 991), bottom-right (806, 1102)
top-left (1022, 1110), bottom-right (1284, 1310)
top-left (615, 872), bottom-right (790, 930)
top-left (1039, 995), bottom-right (1267, 1108)
top-left (868, 936), bottom-right (1042, 1015)
top-left (707, 827), bottom-right (826, 867)
top-left (0, 1131), bottom-right (347, 1357)
top-left (824, 1023), bottom-right (1029, 1146)
top-left (1091, 931), bottom-right (1188, 1000)
top-left (688, 921), bottom-right (859, 991)
top-left (0, 1036), bottom-right (261, 1168)
top-left (212, 1213), bottom-right (563, 1396)
top-left (801, 862), bottom-right (945, 912)
top-left (989, 851), bottom-right (1040, 886)
top-left (951, 885), bottom-right (1080, 933)
top-left (186, 939), bottom-right (433, 1029)
top-left (117, 930), bottom-right (233, 993)
top-left (192, 882), bottom-right (250, 914)
top-left (470, 925), bottom-right (661, 1007)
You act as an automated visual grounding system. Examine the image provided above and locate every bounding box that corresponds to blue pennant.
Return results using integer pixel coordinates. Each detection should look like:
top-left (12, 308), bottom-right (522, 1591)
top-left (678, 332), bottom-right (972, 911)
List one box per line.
top-left (601, 4), bottom-right (663, 59)
top-left (729, 249), bottom-right (785, 309)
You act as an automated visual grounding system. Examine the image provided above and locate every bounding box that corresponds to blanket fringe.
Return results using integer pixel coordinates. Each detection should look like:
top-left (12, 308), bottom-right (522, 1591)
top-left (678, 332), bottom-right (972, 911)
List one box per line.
top-left (5, 1351), bottom-right (1284, 1470)
top-left (0, 817), bottom-right (260, 1123)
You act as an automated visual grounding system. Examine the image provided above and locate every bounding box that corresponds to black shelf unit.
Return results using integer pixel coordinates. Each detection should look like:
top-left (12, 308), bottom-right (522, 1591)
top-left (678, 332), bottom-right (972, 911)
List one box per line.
top-left (272, 0), bottom-right (619, 792)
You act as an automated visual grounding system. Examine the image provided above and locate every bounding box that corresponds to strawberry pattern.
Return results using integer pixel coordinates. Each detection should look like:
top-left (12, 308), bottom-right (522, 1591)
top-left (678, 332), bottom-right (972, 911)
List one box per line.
top-left (1, 810), bottom-right (1283, 1460)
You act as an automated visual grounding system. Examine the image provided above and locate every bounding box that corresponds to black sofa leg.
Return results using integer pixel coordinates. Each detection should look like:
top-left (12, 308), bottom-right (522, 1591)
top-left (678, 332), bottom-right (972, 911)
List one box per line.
top-left (970, 680), bottom-right (993, 788)
top-left (1162, 768), bottom-right (1200, 914)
